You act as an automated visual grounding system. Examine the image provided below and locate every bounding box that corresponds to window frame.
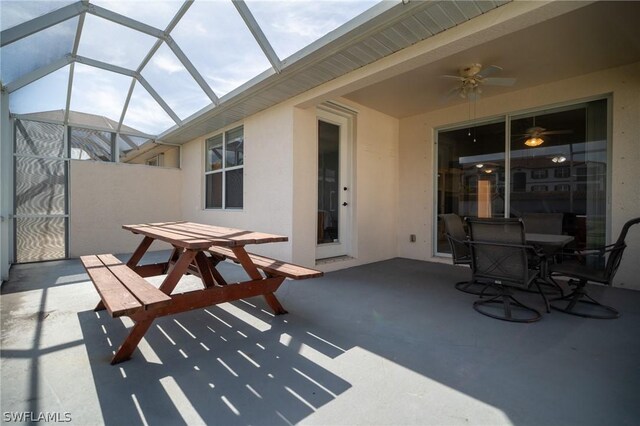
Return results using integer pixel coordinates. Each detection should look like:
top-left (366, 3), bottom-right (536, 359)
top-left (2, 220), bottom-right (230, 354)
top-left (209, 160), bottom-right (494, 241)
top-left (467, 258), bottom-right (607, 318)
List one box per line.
top-left (433, 95), bottom-right (612, 257)
top-left (146, 153), bottom-right (164, 167)
top-left (531, 169), bottom-right (548, 179)
top-left (203, 125), bottom-right (244, 210)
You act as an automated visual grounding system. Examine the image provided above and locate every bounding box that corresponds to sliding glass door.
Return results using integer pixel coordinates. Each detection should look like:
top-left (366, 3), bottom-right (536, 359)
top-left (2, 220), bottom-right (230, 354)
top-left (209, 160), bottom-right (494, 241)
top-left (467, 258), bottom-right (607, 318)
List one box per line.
top-left (436, 120), bottom-right (505, 253)
top-left (436, 98), bottom-right (608, 255)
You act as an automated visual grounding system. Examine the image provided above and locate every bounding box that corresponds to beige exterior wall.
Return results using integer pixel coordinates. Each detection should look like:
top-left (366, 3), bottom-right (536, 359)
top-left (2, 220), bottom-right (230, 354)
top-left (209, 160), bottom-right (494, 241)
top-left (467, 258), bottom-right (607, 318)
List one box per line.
top-left (66, 62), bottom-right (638, 289)
top-left (290, 100), bottom-right (400, 272)
top-left (178, 97), bottom-right (400, 271)
top-left (69, 160), bottom-right (182, 257)
top-left (180, 103), bottom-right (295, 261)
top-left (398, 62), bottom-right (640, 289)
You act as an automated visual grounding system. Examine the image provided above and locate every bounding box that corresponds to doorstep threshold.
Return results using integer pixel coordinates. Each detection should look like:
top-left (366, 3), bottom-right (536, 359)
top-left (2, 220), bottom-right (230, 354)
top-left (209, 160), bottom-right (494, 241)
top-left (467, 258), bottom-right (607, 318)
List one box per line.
top-left (316, 255), bottom-right (353, 265)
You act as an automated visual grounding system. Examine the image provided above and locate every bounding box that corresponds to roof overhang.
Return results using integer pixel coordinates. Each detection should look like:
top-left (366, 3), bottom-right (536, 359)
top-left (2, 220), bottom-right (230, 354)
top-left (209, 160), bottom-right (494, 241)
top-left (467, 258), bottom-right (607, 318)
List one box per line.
top-left (159, 0), bottom-right (519, 144)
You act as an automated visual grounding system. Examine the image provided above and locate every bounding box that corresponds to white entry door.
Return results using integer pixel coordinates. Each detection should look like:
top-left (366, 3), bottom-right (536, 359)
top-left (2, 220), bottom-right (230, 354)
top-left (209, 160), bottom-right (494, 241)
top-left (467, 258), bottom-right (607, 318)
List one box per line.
top-left (316, 108), bottom-right (351, 260)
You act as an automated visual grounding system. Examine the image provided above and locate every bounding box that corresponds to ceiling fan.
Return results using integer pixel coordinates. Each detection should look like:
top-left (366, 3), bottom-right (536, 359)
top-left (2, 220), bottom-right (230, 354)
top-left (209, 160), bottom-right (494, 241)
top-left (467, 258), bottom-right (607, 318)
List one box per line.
top-left (443, 63), bottom-right (516, 99)
top-left (514, 120), bottom-right (573, 147)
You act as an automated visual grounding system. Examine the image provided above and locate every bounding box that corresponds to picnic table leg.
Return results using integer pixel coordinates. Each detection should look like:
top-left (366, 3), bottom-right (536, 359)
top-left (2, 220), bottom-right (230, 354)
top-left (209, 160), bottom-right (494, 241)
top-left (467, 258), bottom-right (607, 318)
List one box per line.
top-left (193, 252), bottom-right (216, 288)
top-left (160, 249), bottom-right (197, 294)
top-left (111, 319), bottom-right (154, 364)
top-left (111, 250), bottom-right (197, 364)
top-left (164, 246), bottom-right (183, 274)
top-left (207, 256), bottom-right (228, 286)
top-left (230, 247), bottom-right (288, 315)
top-left (126, 236), bottom-right (155, 268)
top-left (264, 292), bottom-right (288, 315)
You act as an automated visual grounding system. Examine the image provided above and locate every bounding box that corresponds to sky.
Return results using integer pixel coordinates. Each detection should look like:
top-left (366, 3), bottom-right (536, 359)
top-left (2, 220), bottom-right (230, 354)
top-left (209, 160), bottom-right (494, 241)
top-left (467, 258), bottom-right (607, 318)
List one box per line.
top-left (1, 0), bottom-right (383, 136)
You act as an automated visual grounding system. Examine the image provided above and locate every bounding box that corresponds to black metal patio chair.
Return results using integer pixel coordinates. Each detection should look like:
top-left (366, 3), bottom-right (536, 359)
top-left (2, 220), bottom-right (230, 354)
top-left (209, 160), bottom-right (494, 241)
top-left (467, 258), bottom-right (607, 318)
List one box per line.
top-left (549, 217), bottom-right (640, 319)
top-left (467, 217), bottom-right (549, 323)
top-left (439, 213), bottom-right (496, 295)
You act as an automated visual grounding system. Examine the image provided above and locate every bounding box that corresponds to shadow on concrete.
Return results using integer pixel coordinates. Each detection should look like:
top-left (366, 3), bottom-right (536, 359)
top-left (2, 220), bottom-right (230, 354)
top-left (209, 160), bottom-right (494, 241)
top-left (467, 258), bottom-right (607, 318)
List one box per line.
top-left (5, 255), bottom-right (640, 425)
top-left (79, 291), bottom-right (352, 425)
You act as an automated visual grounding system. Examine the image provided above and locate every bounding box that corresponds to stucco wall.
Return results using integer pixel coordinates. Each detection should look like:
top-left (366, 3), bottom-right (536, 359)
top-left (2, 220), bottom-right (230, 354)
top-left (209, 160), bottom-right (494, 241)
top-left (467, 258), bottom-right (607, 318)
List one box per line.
top-left (398, 62), bottom-right (640, 289)
top-left (290, 101), bottom-right (400, 272)
top-left (180, 103), bottom-right (295, 261)
top-left (69, 160), bottom-right (182, 257)
top-left (178, 97), bottom-right (400, 271)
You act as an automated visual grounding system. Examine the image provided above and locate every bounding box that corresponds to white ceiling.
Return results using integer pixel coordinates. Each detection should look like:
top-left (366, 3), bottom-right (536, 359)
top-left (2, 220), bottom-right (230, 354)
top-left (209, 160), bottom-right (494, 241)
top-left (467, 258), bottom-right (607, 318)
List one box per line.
top-left (343, 1), bottom-right (640, 118)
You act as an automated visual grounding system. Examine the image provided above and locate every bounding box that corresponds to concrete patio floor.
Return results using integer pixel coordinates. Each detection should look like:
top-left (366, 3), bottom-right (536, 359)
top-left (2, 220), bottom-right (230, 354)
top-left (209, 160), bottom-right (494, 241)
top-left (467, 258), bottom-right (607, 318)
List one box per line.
top-left (1, 253), bottom-right (639, 425)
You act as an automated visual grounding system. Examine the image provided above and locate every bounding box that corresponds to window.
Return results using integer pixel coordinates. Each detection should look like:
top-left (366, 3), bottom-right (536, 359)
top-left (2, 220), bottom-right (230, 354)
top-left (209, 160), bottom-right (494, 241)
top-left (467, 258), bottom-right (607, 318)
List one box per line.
top-left (531, 169), bottom-right (548, 179)
top-left (205, 126), bottom-right (244, 209)
top-left (437, 98), bottom-right (609, 253)
top-left (146, 154), bottom-right (164, 167)
top-left (554, 167), bottom-right (570, 178)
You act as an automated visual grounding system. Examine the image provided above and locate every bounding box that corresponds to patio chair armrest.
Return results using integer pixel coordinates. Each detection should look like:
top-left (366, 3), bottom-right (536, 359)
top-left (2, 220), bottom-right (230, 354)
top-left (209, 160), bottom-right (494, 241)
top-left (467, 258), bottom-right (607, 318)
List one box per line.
top-left (468, 240), bottom-right (541, 255)
top-left (559, 243), bottom-right (621, 264)
top-left (445, 233), bottom-right (469, 246)
top-left (571, 242), bottom-right (617, 255)
top-left (469, 240), bottom-right (527, 247)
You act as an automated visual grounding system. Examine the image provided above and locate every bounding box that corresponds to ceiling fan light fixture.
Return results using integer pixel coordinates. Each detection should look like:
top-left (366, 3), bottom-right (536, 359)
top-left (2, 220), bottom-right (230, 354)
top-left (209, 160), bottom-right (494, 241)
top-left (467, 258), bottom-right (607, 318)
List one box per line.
top-left (524, 137), bottom-right (544, 147)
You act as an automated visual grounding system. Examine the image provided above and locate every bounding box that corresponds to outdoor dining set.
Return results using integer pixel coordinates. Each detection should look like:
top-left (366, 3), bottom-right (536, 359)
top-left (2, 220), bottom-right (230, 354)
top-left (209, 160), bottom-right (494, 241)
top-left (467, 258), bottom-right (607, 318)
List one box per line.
top-left (440, 213), bottom-right (640, 323)
top-left (78, 215), bottom-right (640, 365)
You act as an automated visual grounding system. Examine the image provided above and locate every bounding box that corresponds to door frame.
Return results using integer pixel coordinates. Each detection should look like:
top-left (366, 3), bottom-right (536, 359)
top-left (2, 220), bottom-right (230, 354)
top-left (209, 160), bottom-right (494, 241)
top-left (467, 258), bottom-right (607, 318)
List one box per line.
top-left (315, 103), bottom-right (355, 260)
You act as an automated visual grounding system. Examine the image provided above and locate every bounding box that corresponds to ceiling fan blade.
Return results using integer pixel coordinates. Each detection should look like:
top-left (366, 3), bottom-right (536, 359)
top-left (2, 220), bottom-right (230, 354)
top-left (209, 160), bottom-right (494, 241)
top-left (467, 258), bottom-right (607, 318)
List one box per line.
top-left (441, 75), bottom-right (464, 80)
top-left (444, 86), bottom-right (464, 100)
top-left (483, 77), bottom-right (517, 86)
top-left (476, 64), bottom-right (503, 78)
top-left (541, 130), bottom-right (573, 135)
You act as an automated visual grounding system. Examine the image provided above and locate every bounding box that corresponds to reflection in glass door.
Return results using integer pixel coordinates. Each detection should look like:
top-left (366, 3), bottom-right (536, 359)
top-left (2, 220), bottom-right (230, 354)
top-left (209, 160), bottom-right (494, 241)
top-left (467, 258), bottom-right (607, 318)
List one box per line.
top-left (510, 99), bottom-right (608, 250)
top-left (318, 120), bottom-right (340, 243)
top-left (436, 98), bottom-right (608, 256)
top-left (436, 120), bottom-right (506, 253)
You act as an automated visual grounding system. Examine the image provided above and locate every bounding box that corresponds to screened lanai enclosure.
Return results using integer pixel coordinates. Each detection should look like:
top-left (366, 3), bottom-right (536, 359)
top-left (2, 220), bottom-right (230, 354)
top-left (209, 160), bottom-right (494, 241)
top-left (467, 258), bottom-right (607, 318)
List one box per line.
top-left (1, 0), bottom-right (513, 268)
top-left (2, 1), bottom-right (640, 424)
top-left (0, 0), bottom-right (399, 264)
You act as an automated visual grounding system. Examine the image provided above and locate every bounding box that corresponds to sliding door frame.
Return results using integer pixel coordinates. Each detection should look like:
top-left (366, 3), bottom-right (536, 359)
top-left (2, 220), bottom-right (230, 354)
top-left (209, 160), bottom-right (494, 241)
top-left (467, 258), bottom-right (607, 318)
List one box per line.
top-left (433, 94), bottom-right (612, 257)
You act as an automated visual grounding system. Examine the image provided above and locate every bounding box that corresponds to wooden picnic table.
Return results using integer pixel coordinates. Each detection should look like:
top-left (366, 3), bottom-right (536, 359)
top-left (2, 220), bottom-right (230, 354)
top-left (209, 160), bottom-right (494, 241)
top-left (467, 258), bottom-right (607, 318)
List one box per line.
top-left (80, 221), bottom-right (322, 364)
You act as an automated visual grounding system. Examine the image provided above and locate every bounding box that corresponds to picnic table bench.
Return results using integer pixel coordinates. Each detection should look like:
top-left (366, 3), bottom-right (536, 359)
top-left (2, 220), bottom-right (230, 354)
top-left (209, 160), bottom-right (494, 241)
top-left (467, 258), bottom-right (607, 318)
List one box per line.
top-left (80, 221), bottom-right (323, 364)
top-left (207, 246), bottom-right (323, 280)
top-left (80, 254), bottom-right (171, 317)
